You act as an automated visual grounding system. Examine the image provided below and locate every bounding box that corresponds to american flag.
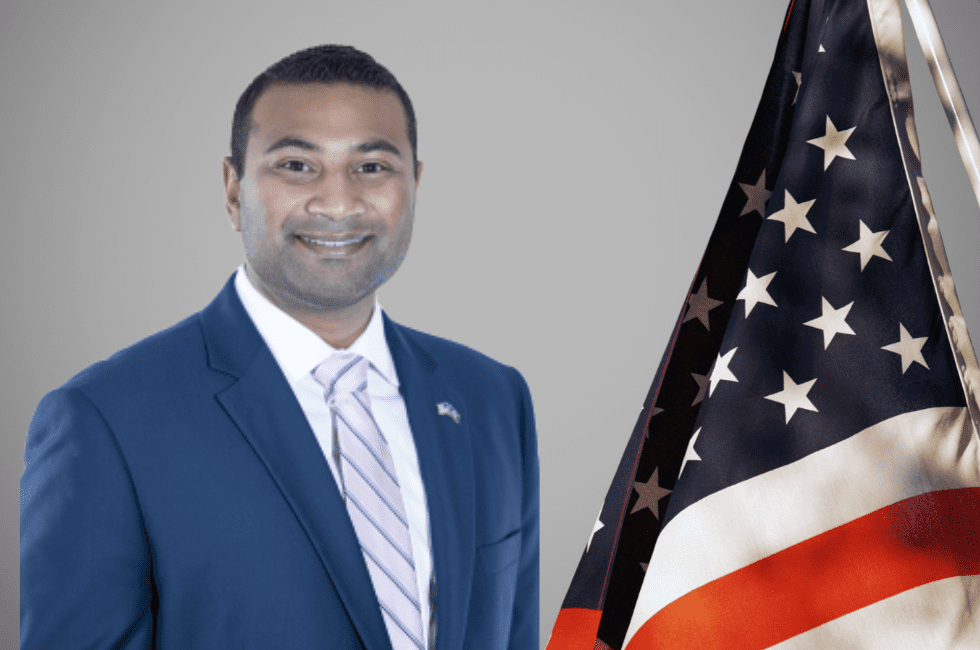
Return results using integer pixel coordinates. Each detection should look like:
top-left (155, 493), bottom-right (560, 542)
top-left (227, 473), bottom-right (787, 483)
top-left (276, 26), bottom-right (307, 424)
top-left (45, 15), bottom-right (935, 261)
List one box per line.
top-left (547, 0), bottom-right (980, 648)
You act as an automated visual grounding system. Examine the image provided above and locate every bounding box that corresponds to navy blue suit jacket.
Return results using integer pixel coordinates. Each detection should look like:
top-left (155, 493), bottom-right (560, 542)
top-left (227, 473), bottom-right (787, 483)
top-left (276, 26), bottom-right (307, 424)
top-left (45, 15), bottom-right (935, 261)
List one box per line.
top-left (21, 276), bottom-right (539, 649)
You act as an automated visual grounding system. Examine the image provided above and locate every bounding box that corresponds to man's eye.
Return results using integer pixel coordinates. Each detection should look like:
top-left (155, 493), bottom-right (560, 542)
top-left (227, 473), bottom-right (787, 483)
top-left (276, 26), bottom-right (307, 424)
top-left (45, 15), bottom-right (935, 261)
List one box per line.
top-left (357, 162), bottom-right (388, 174)
top-left (279, 160), bottom-right (312, 173)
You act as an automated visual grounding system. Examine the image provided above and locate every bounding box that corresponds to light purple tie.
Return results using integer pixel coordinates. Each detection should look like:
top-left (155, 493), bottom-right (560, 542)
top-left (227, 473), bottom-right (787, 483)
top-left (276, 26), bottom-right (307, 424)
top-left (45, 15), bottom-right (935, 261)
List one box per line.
top-left (313, 354), bottom-right (424, 650)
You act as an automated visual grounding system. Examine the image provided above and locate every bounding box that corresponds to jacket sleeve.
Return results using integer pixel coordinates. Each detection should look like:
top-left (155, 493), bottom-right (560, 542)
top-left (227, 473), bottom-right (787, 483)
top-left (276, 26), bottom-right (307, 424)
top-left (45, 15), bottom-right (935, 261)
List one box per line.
top-left (508, 368), bottom-right (540, 650)
top-left (21, 387), bottom-right (154, 649)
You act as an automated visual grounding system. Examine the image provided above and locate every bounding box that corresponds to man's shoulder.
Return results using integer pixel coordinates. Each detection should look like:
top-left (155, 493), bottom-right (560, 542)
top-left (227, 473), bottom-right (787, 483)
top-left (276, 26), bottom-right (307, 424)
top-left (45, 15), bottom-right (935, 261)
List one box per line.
top-left (59, 311), bottom-right (208, 397)
top-left (388, 318), bottom-right (535, 429)
top-left (57, 276), bottom-right (250, 399)
top-left (387, 318), bottom-right (520, 379)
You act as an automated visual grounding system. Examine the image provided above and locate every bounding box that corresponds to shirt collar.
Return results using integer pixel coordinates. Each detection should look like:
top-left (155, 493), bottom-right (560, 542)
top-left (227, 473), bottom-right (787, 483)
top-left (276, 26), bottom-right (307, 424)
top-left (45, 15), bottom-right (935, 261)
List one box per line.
top-left (233, 265), bottom-right (399, 388)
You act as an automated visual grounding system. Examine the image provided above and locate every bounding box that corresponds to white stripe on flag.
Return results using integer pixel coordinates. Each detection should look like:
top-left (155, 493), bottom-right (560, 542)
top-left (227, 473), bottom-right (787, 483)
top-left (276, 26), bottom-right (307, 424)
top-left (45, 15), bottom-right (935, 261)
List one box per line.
top-left (771, 575), bottom-right (980, 649)
top-left (625, 405), bottom-right (979, 645)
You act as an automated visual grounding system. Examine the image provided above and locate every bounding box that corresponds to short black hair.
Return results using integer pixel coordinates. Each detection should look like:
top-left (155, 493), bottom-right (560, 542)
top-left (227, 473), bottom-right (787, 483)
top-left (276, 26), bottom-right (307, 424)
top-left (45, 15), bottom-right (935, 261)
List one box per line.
top-left (229, 44), bottom-right (417, 178)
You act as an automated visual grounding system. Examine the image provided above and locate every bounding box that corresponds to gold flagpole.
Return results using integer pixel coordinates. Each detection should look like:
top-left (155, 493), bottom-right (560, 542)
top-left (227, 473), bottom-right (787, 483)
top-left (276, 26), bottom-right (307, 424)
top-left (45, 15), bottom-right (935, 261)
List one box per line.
top-left (904, 0), bottom-right (980, 211)
top-left (870, 0), bottom-right (980, 427)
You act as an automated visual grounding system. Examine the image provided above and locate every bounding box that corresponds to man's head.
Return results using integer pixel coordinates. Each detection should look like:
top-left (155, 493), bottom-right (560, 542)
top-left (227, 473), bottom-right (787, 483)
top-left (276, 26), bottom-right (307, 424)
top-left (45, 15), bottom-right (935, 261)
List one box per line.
top-left (223, 45), bottom-right (422, 324)
top-left (229, 45), bottom-right (418, 179)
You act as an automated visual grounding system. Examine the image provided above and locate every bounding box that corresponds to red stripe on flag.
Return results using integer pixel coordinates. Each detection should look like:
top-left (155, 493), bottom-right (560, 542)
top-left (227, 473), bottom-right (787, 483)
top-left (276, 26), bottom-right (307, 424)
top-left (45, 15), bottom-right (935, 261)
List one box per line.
top-left (626, 487), bottom-right (980, 650)
top-left (546, 608), bottom-right (603, 650)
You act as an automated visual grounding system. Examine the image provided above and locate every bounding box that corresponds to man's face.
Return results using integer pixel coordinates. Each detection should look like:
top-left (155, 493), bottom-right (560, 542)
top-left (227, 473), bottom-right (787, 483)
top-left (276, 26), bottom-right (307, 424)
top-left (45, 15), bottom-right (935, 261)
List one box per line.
top-left (224, 82), bottom-right (421, 315)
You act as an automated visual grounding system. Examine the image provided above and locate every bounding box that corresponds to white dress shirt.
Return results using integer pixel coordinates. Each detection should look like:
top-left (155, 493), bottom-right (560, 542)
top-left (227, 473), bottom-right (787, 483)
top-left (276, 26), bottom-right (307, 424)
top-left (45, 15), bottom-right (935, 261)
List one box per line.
top-left (234, 266), bottom-right (432, 645)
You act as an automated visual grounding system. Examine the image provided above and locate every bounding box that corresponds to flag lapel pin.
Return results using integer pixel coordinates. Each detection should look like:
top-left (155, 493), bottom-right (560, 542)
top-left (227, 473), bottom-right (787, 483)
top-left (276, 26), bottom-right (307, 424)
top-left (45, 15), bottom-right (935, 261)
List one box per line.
top-left (436, 401), bottom-right (461, 424)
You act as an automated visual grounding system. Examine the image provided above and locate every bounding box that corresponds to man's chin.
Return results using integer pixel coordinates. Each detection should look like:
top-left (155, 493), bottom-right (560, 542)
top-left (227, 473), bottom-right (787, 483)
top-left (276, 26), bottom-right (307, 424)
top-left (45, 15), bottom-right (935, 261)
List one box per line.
top-left (249, 262), bottom-right (381, 315)
top-left (283, 282), bottom-right (377, 313)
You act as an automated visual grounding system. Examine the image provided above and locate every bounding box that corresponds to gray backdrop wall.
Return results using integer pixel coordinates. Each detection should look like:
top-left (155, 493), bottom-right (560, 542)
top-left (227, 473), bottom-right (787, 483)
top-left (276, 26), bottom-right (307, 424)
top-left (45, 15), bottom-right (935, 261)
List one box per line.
top-left (2, 1), bottom-right (977, 647)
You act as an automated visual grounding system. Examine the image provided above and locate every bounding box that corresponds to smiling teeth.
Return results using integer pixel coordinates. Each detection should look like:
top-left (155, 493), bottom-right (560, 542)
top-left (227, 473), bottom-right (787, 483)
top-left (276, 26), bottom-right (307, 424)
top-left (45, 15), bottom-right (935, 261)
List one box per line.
top-left (300, 235), bottom-right (364, 247)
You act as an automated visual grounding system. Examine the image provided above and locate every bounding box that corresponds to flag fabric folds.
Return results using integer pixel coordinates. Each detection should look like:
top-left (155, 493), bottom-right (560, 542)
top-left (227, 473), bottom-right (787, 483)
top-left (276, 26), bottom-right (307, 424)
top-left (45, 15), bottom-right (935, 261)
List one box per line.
top-left (547, 0), bottom-right (980, 648)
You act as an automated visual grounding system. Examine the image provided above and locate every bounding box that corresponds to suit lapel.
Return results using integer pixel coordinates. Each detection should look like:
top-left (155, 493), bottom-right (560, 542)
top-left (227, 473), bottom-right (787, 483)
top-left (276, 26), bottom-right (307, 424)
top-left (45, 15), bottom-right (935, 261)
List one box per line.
top-left (201, 278), bottom-right (392, 650)
top-left (384, 315), bottom-right (477, 650)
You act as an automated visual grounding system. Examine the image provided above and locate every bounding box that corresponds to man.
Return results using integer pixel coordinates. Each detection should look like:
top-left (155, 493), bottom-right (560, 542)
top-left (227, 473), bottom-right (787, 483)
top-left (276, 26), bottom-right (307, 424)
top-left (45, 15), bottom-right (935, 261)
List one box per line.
top-left (21, 45), bottom-right (538, 649)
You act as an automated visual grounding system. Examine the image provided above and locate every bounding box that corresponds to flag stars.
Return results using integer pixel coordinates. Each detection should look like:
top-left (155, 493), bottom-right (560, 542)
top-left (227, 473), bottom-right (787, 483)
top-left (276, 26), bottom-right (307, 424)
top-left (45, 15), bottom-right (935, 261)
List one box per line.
top-left (690, 372), bottom-right (710, 406)
top-left (738, 269), bottom-right (778, 316)
top-left (678, 428), bottom-right (702, 478)
top-left (631, 467), bottom-right (672, 519)
top-left (683, 279), bottom-right (724, 330)
top-left (792, 71), bottom-right (802, 104)
top-left (807, 116), bottom-right (857, 170)
top-left (587, 512), bottom-right (604, 552)
top-left (804, 297), bottom-right (856, 349)
top-left (646, 407), bottom-right (664, 439)
top-left (768, 190), bottom-right (817, 242)
top-left (765, 371), bottom-right (819, 424)
top-left (738, 170), bottom-right (772, 217)
top-left (843, 220), bottom-right (892, 270)
top-left (882, 323), bottom-right (930, 373)
top-left (708, 347), bottom-right (739, 396)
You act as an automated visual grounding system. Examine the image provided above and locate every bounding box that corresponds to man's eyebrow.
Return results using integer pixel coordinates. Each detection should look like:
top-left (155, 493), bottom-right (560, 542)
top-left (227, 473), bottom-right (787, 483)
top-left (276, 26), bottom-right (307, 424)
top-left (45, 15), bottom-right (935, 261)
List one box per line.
top-left (356, 139), bottom-right (403, 157)
top-left (264, 137), bottom-right (318, 154)
top-left (263, 137), bottom-right (403, 157)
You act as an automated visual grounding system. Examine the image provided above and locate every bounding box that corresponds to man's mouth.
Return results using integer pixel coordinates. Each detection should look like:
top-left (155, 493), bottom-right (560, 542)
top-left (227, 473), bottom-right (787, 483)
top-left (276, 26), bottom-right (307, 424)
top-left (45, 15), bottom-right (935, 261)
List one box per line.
top-left (297, 234), bottom-right (368, 247)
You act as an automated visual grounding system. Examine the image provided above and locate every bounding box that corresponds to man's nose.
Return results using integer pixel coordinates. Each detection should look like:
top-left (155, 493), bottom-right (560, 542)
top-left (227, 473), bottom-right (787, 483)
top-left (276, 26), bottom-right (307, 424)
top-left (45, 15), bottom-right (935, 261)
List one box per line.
top-left (306, 171), bottom-right (364, 220)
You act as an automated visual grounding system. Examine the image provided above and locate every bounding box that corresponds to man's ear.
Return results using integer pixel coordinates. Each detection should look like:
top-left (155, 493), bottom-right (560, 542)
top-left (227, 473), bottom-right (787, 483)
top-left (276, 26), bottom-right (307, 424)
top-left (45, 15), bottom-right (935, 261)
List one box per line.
top-left (223, 158), bottom-right (242, 231)
top-left (414, 160), bottom-right (423, 189)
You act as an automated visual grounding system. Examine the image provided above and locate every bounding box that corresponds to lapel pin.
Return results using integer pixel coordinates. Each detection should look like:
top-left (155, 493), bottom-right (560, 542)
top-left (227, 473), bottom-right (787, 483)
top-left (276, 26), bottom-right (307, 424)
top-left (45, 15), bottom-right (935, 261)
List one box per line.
top-left (436, 401), bottom-right (461, 424)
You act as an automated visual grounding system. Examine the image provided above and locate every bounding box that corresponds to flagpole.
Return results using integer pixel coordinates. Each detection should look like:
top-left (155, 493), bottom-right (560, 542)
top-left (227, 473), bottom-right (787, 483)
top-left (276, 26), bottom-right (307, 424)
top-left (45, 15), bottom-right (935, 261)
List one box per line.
top-left (896, 0), bottom-right (980, 429)
top-left (903, 0), bottom-right (980, 212)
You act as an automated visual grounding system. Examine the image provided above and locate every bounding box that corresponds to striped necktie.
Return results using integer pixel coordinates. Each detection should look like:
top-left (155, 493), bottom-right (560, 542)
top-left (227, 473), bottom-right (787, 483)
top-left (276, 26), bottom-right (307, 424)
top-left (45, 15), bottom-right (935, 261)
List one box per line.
top-left (313, 354), bottom-right (425, 650)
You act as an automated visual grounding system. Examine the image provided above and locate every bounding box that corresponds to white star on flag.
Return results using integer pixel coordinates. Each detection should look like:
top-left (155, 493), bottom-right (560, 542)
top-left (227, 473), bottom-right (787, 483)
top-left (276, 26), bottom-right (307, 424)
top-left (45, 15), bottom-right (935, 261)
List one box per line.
top-left (678, 428), bottom-right (702, 478)
top-left (738, 170), bottom-right (773, 217)
top-left (807, 115), bottom-right (857, 170)
top-left (587, 512), bottom-right (604, 552)
top-left (804, 297), bottom-right (856, 349)
top-left (843, 220), bottom-right (892, 270)
top-left (818, 43), bottom-right (826, 53)
top-left (765, 371), bottom-right (819, 424)
top-left (683, 279), bottom-right (724, 330)
top-left (768, 190), bottom-right (817, 242)
top-left (631, 467), bottom-right (672, 519)
top-left (881, 323), bottom-right (930, 373)
top-left (708, 347), bottom-right (739, 396)
top-left (737, 269), bottom-right (778, 316)
top-left (792, 71), bottom-right (802, 104)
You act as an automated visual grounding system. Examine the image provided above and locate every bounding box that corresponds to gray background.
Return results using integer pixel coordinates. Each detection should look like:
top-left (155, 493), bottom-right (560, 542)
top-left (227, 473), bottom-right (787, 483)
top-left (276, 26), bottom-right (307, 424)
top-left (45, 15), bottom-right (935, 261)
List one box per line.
top-left (1, 1), bottom-right (977, 647)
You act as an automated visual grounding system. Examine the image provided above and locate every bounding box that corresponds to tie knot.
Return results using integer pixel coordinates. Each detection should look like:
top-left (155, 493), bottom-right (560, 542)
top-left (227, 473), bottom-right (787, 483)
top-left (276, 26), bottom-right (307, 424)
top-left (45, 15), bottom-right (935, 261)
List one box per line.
top-left (313, 353), bottom-right (368, 399)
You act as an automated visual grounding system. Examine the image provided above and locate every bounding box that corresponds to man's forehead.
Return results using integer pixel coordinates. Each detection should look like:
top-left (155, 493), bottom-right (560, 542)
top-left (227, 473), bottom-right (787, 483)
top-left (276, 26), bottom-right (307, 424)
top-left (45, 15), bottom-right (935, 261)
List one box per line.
top-left (249, 82), bottom-right (406, 136)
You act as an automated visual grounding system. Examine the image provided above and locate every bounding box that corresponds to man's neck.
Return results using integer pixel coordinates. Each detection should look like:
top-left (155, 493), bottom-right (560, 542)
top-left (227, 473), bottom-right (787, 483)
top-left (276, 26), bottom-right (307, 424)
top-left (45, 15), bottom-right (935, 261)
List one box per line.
top-left (301, 302), bottom-right (375, 350)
